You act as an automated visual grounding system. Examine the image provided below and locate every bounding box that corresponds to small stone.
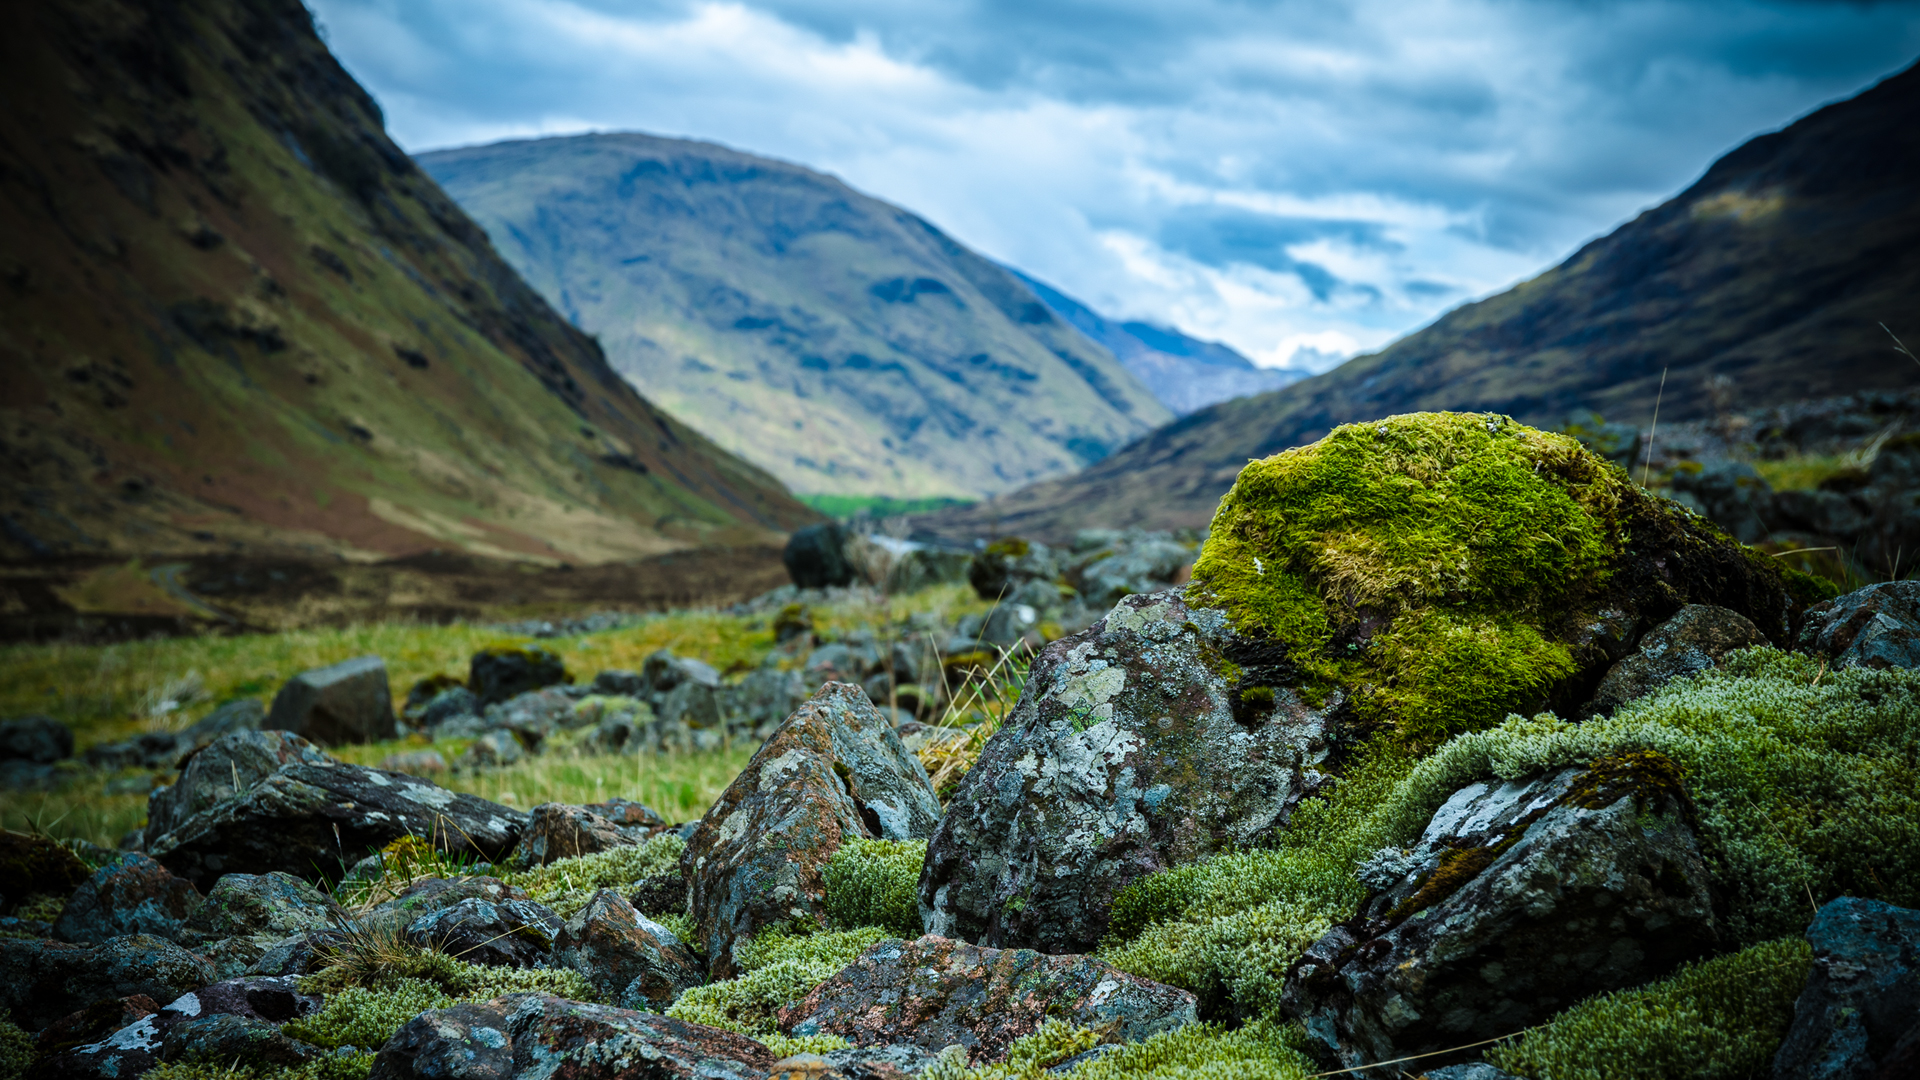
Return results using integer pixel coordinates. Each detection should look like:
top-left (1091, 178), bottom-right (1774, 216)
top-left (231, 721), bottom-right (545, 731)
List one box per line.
top-left (510, 803), bottom-right (641, 867)
top-left (469, 646), bottom-right (568, 707)
top-left (1581, 604), bottom-right (1770, 718)
top-left (266, 655), bottom-right (397, 746)
top-left (768, 1053), bottom-right (842, 1079)
top-left (779, 935), bottom-right (1196, 1064)
top-left (406, 897), bottom-right (562, 968)
top-left (380, 749), bottom-right (449, 776)
top-left (368, 1000), bottom-right (517, 1080)
top-left (1772, 896), bottom-right (1920, 1080)
top-left (1797, 580), bottom-right (1920, 671)
top-left (160, 1012), bottom-right (320, 1068)
top-left (550, 890), bottom-right (703, 1009)
top-left (53, 853), bottom-right (203, 944)
top-left (456, 730), bottom-right (524, 771)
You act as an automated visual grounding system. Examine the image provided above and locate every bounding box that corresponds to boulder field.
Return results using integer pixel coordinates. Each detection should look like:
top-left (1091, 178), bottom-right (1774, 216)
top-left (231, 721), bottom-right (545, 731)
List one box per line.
top-left (2, 412), bottom-right (1916, 1080)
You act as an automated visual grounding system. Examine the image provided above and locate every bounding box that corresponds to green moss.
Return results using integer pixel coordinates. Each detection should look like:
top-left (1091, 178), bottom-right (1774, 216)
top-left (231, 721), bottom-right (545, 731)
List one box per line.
top-left (822, 838), bottom-right (926, 938)
top-left (1782, 566), bottom-right (1844, 606)
top-left (1484, 936), bottom-right (1813, 1080)
top-left (665, 926), bottom-right (888, 1036)
top-left (502, 832), bottom-right (686, 918)
top-left (923, 1020), bottom-right (1317, 1079)
top-left (760, 1032), bottom-right (852, 1057)
top-left (11, 893), bottom-right (66, 924)
top-left (283, 978), bottom-right (454, 1051)
top-left (985, 538), bottom-right (1031, 559)
top-left (0, 1013), bottom-right (31, 1080)
top-left (1190, 412), bottom-right (1637, 744)
top-left (145, 1052), bottom-right (376, 1080)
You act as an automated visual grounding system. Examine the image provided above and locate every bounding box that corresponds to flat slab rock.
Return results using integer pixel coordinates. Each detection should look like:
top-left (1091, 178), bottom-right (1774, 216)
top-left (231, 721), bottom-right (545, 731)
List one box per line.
top-left (683, 682), bottom-right (940, 978)
top-left (368, 993), bottom-right (773, 1080)
top-left (148, 760), bottom-right (526, 888)
top-left (923, 591), bottom-right (1340, 954)
top-left (779, 934), bottom-right (1197, 1065)
top-left (1284, 757), bottom-right (1717, 1074)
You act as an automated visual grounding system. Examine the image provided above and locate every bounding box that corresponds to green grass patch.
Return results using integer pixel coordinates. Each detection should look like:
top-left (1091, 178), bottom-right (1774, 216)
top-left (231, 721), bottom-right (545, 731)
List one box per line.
top-left (795, 494), bottom-right (976, 518)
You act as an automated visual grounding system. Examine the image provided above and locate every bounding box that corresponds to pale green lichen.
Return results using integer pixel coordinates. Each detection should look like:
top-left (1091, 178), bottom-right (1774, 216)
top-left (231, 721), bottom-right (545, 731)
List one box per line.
top-left (1483, 936), bottom-right (1813, 1080)
top-left (919, 1019), bottom-right (1317, 1079)
top-left (1190, 412), bottom-right (1641, 745)
top-left (760, 1032), bottom-right (853, 1057)
top-left (503, 832), bottom-right (686, 918)
top-left (823, 838), bottom-right (927, 937)
top-left (666, 926), bottom-right (889, 1036)
top-left (283, 978), bottom-right (454, 1051)
top-left (0, 1013), bottom-right (32, 1080)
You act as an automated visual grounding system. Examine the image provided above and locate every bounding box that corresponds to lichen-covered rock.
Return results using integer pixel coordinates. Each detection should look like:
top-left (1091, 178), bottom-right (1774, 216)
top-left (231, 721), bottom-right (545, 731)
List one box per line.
top-left (380, 749), bottom-right (450, 776)
top-left (404, 993), bottom-right (777, 1080)
top-left (33, 976), bottom-right (320, 1080)
top-left (456, 730), bottom-right (525, 771)
top-left (178, 871), bottom-right (341, 953)
top-left (368, 1001), bottom-right (517, 1080)
top-left (159, 1012), bottom-right (320, 1068)
top-left (922, 590), bottom-right (1340, 954)
top-left (0, 934), bottom-right (215, 1030)
top-left (825, 1045), bottom-right (939, 1080)
top-left (376, 876), bottom-right (532, 919)
top-left (1581, 603), bottom-right (1770, 718)
top-left (266, 655), bottom-right (397, 746)
top-left (0, 830), bottom-right (92, 913)
top-left (550, 890), bottom-right (703, 1009)
top-left (144, 730), bottom-right (335, 847)
top-left (510, 803), bottom-right (643, 867)
top-left (1772, 896), bottom-right (1920, 1080)
top-left (53, 853), bottom-right (203, 944)
top-left (1796, 581), bottom-right (1920, 671)
top-left (969, 537), bottom-right (1060, 601)
top-left (779, 934), bottom-right (1197, 1064)
top-left (406, 897), bottom-right (562, 968)
top-left (469, 646), bottom-right (569, 707)
top-left (1282, 754), bottom-right (1717, 1074)
top-left (684, 682), bottom-right (940, 978)
top-left (147, 761), bottom-right (525, 888)
top-left (33, 995), bottom-right (160, 1057)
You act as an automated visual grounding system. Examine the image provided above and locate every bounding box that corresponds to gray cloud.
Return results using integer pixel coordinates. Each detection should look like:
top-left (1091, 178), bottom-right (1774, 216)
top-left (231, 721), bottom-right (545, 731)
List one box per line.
top-left (307, 0), bottom-right (1920, 368)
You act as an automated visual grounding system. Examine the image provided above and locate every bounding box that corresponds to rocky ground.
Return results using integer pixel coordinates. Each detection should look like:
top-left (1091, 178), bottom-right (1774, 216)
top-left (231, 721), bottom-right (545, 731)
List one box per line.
top-left (1, 413), bottom-right (1916, 1080)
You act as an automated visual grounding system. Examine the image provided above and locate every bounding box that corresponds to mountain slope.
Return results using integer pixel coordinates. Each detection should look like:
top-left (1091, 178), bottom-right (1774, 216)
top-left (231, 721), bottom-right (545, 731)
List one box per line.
top-left (0, 0), bottom-right (814, 566)
top-left (1010, 270), bottom-right (1309, 414)
top-left (417, 135), bottom-right (1173, 501)
top-left (914, 59), bottom-right (1920, 542)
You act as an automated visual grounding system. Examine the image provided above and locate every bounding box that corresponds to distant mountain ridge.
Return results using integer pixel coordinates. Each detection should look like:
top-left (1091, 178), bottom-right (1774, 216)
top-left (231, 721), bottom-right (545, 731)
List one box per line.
top-left (0, 0), bottom-right (812, 564)
top-left (418, 135), bottom-right (1173, 501)
top-left (910, 59), bottom-right (1920, 543)
top-left (1009, 270), bottom-right (1309, 414)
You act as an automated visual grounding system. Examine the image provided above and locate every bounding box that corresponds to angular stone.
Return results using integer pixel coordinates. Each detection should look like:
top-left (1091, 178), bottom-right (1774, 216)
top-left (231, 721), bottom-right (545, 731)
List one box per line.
top-left (380, 749), bottom-right (450, 776)
top-left (469, 646), bottom-right (568, 707)
top-left (505, 993), bottom-right (775, 1080)
top-left (510, 803), bottom-right (641, 867)
top-left (779, 935), bottom-right (1197, 1065)
top-left (34, 976), bottom-right (321, 1080)
top-left (0, 934), bottom-right (215, 1030)
top-left (406, 897), bottom-right (562, 968)
top-left (147, 762), bottom-right (525, 889)
top-left (144, 730), bottom-right (335, 847)
top-left (923, 591), bottom-right (1339, 954)
top-left (1797, 581), bottom-right (1920, 671)
top-left (410, 687), bottom-right (480, 730)
top-left (826, 1045), bottom-right (939, 1080)
top-left (1772, 897), bottom-right (1920, 1080)
top-left (1283, 756), bottom-right (1717, 1074)
top-left (178, 871), bottom-right (340, 951)
top-left (785, 522), bottom-right (855, 589)
top-left (684, 682), bottom-right (941, 978)
top-left (1581, 604), bottom-right (1770, 718)
top-left (160, 1012), bottom-right (320, 1068)
top-left (0, 829), bottom-right (91, 912)
top-left (266, 655), bottom-right (396, 746)
top-left (551, 890), bottom-right (703, 1009)
top-left (591, 670), bottom-right (645, 697)
top-left (456, 730), bottom-right (525, 771)
top-left (53, 853), bottom-right (203, 944)
top-left (0, 715), bottom-right (73, 763)
top-left (1073, 539), bottom-right (1193, 609)
top-left (376, 876), bottom-right (531, 919)
top-left (369, 1000), bottom-right (517, 1080)
top-left (178, 699), bottom-right (268, 750)
top-left (33, 995), bottom-right (161, 1057)
top-left (584, 798), bottom-right (668, 832)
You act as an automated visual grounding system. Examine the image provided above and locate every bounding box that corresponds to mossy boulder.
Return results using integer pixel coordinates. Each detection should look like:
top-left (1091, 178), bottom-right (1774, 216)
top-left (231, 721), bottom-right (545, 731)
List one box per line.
top-left (1191, 411), bottom-right (1793, 746)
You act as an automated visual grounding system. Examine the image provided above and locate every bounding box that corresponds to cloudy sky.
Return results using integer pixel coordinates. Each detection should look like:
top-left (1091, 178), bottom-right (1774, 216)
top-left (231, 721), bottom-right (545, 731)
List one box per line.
top-left (308, 0), bottom-right (1920, 371)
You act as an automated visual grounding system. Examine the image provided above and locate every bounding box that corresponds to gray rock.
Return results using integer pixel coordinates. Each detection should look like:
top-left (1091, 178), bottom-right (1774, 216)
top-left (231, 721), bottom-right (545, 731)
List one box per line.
top-left (456, 730), bottom-right (525, 770)
top-left (1772, 896), bottom-right (1920, 1080)
top-left (145, 731), bottom-right (335, 848)
top-left (482, 687), bottom-right (580, 748)
top-left (968, 538), bottom-right (1059, 600)
top-left (1283, 758), bottom-right (1717, 1076)
top-left (1074, 539), bottom-right (1193, 609)
top-left (510, 803), bottom-right (645, 867)
top-left (36, 976), bottom-right (322, 1080)
top-left (374, 875), bottom-right (530, 919)
top-left (979, 602), bottom-right (1040, 646)
top-left (922, 591), bottom-right (1339, 954)
top-left (1774, 489), bottom-right (1872, 539)
top-left (147, 761), bottom-right (525, 889)
top-left (178, 698), bottom-right (267, 748)
top-left (1797, 581), bottom-right (1920, 671)
top-left (469, 646), bottom-right (568, 707)
top-left (826, 1043), bottom-right (942, 1080)
top-left (1423, 1066), bottom-right (1528, 1080)
top-left (0, 934), bottom-right (216, 1031)
top-left (656, 680), bottom-right (723, 733)
top-left (410, 687), bottom-right (480, 730)
top-left (160, 1012), bottom-right (321, 1068)
top-left (779, 934), bottom-right (1197, 1064)
top-left (1671, 460), bottom-right (1775, 543)
top-left (414, 993), bottom-right (771, 1080)
top-left (1581, 604), bottom-right (1770, 718)
top-left (643, 650), bottom-right (723, 697)
top-left (785, 522), bottom-right (855, 590)
top-left (54, 853), bottom-right (202, 944)
top-left (368, 1001), bottom-right (517, 1080)
top-left (406, 897), bottom-right (562, 968)
top-left (177, 870), bottom-right (341, 976)
top-left (730, 667), bottom-right (809, 735)
top-left (590, 669), bottom-right (645, 697)
top-left (266, 655), bottom-right (396, 746)
top-left (1, 715), bottom-right (73, 763)
top-left (683, 682), bottom-right (941, 978)
top-left (0, 758), bottom-right (59, 790)
top-left (83, 730), bottom-right (193, 772)
top-left (551, 890), bottom-right (703, 1009)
